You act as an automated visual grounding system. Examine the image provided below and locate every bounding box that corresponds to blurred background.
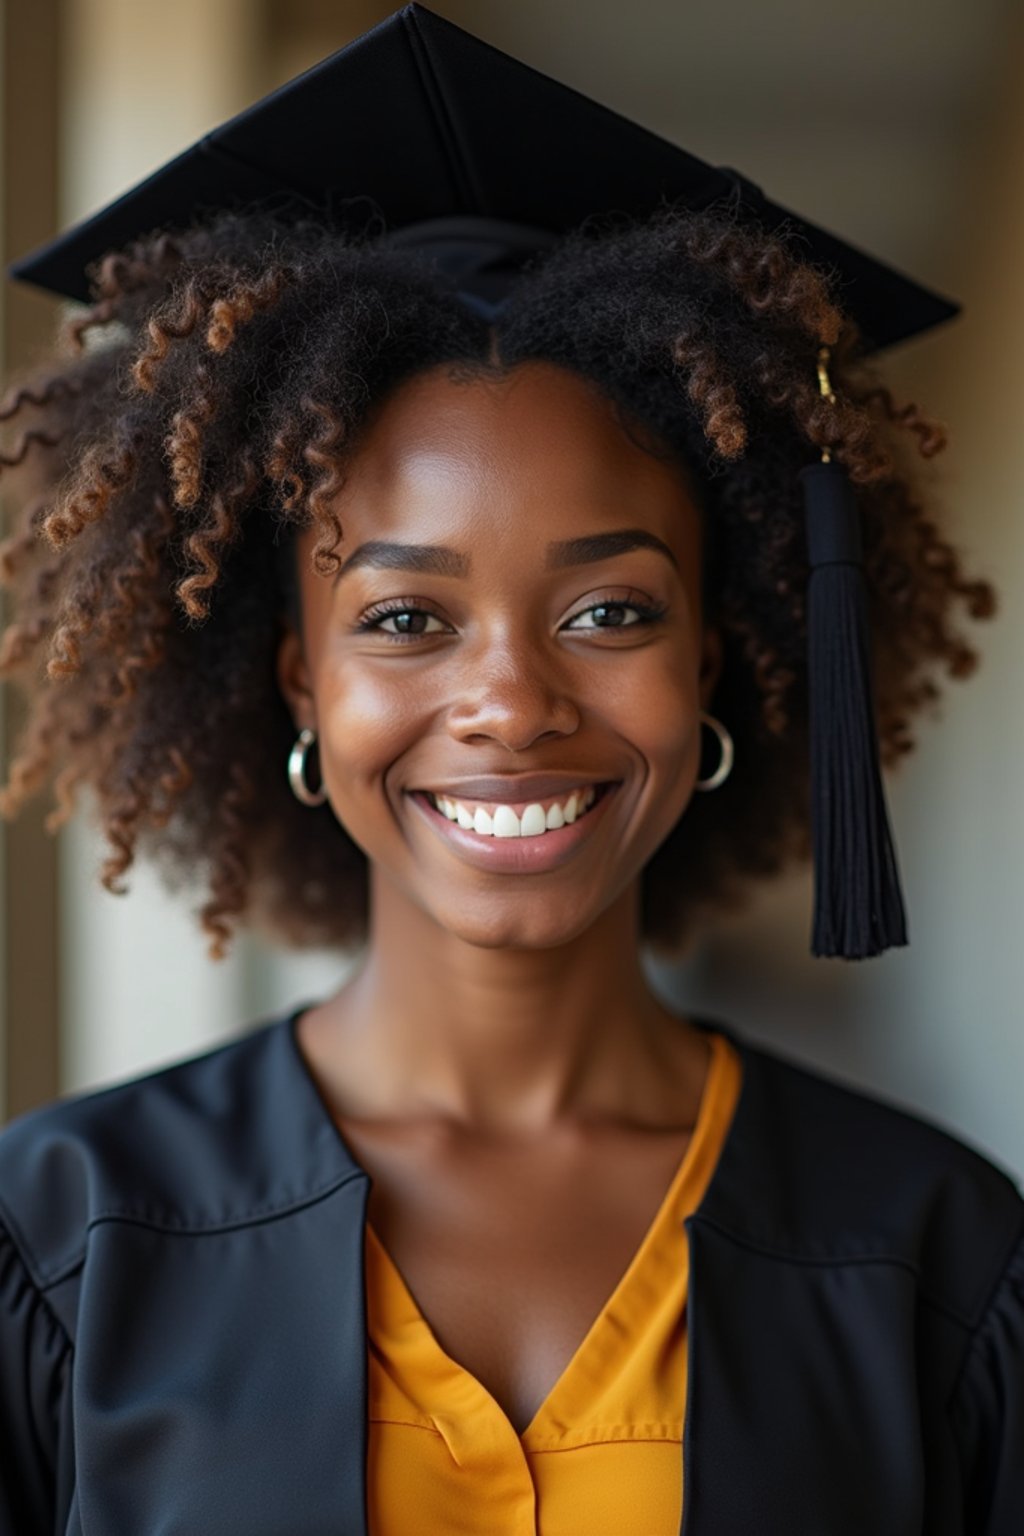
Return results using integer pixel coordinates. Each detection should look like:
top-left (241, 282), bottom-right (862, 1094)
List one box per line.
top-left (1, 0), bottom-right (1022, 1177)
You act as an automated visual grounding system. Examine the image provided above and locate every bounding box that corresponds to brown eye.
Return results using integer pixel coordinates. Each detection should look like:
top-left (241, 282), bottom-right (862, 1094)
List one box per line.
top-left (564, 599), bottom-right (666, 631)
top-left (376, 610), bottom-right (444, 636)
top-left (354, 602), bottom-right (450, 642)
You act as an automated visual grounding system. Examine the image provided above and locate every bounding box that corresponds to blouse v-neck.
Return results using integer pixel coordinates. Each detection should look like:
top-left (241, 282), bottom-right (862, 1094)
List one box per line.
top-left (361, 1027), bottom-right (743, 1535)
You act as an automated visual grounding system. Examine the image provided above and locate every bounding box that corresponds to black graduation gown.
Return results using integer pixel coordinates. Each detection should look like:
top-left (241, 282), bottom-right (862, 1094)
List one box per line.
top-left (0, 1002), bottom-right (1021, 1536)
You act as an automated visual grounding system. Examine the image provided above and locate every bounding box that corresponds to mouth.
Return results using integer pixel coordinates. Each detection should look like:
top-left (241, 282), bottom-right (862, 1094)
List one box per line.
top-left (405, 781), bottom-right (621, 874)
top-left (422, 780), bottom-right (615, 834)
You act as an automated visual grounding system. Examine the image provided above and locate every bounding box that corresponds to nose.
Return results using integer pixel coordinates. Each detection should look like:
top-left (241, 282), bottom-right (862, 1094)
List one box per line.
top-left (446, 641), bottom-right (581, 753)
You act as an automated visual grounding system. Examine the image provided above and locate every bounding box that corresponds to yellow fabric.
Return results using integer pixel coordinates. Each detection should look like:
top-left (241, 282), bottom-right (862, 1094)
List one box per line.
top-left (364, 1029), bottom-right (743, 1536)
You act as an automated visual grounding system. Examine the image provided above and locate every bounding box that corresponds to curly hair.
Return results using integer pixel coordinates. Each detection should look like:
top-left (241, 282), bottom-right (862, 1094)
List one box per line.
top-left (0, 200), bottom-right (997, 962)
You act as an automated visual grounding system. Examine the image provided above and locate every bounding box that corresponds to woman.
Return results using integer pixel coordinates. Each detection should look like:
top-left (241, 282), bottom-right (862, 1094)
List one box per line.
top-left (0, 8), bottom-right (1021, 1534)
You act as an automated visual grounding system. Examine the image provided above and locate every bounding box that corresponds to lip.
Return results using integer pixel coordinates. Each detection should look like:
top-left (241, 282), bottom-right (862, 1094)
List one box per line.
top-left (411, 773), bottom-right (616, 802)
top-left (405, 781), bottom-right (620, 874)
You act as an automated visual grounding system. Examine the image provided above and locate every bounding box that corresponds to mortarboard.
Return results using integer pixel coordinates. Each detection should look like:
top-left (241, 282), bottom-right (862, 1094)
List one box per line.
top-left (7, 1), bottom-right (955, 349)
top-left (6, 2), bottom-right (961, 958)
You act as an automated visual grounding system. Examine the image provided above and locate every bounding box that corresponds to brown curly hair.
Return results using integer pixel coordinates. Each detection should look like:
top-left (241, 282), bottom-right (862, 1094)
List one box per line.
top-left (0, 200), bottom-right (997, 962)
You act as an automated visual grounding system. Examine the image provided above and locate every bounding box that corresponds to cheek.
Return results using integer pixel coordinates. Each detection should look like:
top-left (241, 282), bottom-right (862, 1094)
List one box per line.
top-left (596, 648), bottom-right (701, 771)
top-left (596, 648), bottom-right (705, 868)
top-left (316, 666), bottom-right (429, 796)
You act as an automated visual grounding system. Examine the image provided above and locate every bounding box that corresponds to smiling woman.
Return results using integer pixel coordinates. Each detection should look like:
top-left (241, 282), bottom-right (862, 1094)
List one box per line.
top-left (0, 6), bottom-right (1021, 1536)
top-left (275, 361), bottom-right (716, 932)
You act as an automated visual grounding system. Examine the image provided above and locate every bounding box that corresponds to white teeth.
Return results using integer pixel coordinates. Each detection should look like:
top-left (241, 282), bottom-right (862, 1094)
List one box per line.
top-left (428, 785), bottom-right (600, 839)
top-left (492, 805), bottom-right (521, 839)
top-left (520, 803), bottom-right (547, 836)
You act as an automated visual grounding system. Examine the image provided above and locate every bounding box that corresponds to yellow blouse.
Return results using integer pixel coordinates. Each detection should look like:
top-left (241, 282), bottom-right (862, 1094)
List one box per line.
top-left (364, 1028), bottom-right (743, 1535)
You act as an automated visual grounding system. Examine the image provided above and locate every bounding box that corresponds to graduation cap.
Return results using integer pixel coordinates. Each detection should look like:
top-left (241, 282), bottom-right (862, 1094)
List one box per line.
top-left (7, 2), bottom-right (960, 958)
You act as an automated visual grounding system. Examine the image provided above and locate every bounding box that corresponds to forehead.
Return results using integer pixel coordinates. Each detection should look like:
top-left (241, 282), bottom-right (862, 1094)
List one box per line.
top-left (325, 360), bottom-right (700, 545)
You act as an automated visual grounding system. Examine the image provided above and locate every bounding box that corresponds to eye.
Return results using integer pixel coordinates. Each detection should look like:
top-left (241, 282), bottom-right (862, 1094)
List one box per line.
top-left (563, 597), bottom-right (667, 632)
top-left (353, 600), bottom-right (450, 643)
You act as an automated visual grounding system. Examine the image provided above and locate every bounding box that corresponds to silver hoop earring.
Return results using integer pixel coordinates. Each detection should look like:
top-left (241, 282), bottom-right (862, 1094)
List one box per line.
top-left (288, 726), bottom-right (327, 806)
top-left (694, 710), bottom-right (734, 792)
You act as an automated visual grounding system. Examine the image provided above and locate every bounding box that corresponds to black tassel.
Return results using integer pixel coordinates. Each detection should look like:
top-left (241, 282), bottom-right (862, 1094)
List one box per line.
top-left (800, 457), bottom-right (908, 958)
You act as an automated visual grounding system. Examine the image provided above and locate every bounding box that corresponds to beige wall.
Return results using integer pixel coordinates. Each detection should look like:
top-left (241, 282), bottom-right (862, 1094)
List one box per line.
top-left (61, 0), bottom-right (261, 217)
top-left (9, 1), bottom-right (1021, 1177)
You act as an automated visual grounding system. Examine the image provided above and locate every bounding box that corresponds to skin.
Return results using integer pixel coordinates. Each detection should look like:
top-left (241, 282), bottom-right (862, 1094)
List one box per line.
top-left (276, 358), bottom-right (724, 1434)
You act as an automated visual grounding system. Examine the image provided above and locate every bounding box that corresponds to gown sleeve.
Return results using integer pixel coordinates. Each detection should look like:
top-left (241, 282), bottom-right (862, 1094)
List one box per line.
top-left (0, 1222), bottom-right (73, 1536)
top-left (950, 1221), bottom-right (1024, 1534)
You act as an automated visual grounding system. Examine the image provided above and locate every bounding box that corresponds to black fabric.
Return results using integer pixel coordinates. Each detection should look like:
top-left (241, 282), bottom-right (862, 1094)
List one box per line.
top-left (801, 460), bottom-right (866, 568)
top-left (800, 457), bottom-right (907, 958)
top-left (6, 4), bottom-right (957, 351)
top-left (379, 214), bottom-right (561, 321)
top-left (0, 1002), bottom-right (1021, 1534)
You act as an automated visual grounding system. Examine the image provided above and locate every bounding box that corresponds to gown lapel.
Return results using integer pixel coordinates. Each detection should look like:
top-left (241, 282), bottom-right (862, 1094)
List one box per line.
top-left (70, 1010), bottom-right (374, 1536)
top-left (679, 1020), bottom-right (927, 1536)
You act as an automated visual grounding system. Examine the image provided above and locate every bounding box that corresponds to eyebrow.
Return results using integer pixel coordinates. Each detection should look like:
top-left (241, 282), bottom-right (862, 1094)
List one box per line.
top-left (332, 527), bottom-right (680, 584)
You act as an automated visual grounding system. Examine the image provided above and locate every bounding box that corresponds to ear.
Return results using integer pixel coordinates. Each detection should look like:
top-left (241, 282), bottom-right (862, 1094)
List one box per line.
top-left (275, 616), bottom-right (316, 732)
top-left (698, 624), bottom-right (724, 710)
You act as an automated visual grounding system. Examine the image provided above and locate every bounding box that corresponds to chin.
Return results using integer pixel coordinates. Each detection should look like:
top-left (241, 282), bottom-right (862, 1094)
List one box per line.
top-left (426, 901), bottom-right (600, 952)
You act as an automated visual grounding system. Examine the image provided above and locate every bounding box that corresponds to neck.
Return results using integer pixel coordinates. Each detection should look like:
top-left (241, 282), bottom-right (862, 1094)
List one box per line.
top-left (310, 875), bottom-right (704, 1133)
